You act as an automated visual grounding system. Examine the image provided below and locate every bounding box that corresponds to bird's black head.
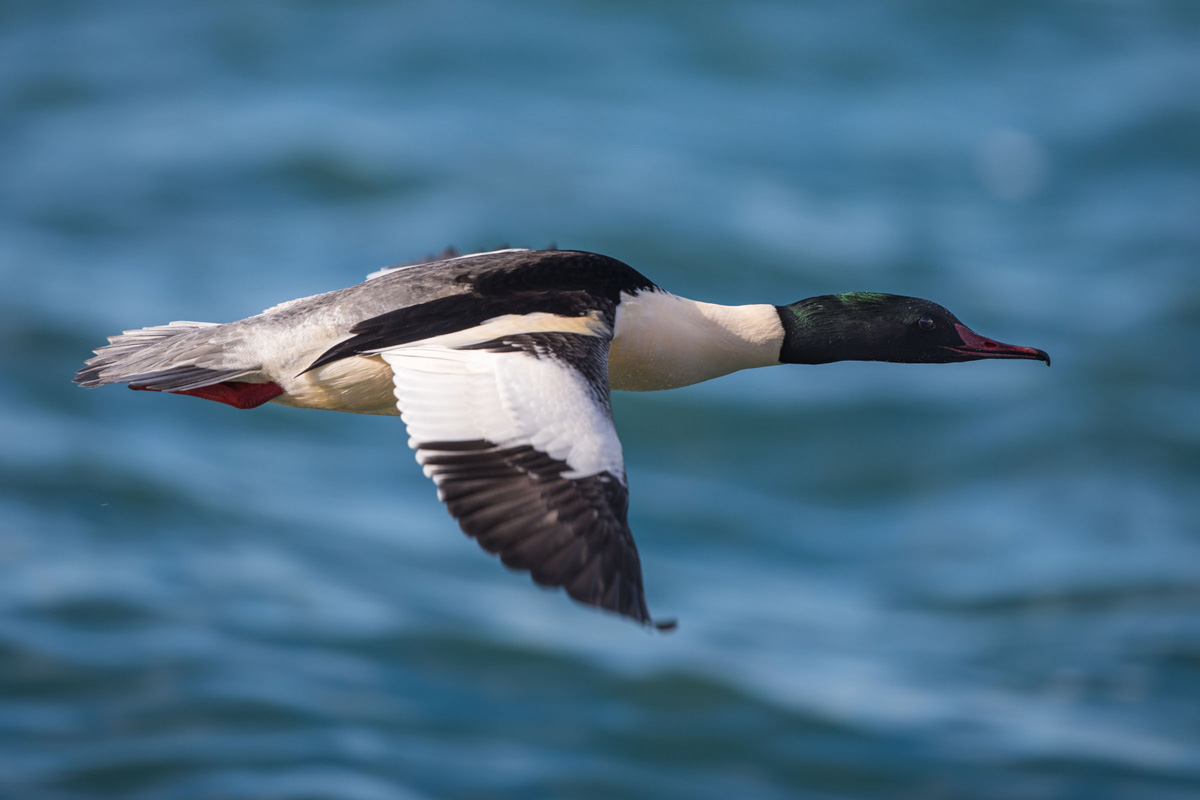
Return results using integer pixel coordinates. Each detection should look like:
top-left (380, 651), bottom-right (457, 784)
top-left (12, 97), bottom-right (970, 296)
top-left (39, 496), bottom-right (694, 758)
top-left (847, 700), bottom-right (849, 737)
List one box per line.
top-left (776, 292), bottom-right (1050, 366)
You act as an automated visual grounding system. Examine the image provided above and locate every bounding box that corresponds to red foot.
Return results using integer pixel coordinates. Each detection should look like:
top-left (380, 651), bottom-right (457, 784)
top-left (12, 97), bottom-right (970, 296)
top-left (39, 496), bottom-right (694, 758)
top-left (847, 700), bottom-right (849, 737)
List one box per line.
top-left (131, 381), bottom-right (284, 409)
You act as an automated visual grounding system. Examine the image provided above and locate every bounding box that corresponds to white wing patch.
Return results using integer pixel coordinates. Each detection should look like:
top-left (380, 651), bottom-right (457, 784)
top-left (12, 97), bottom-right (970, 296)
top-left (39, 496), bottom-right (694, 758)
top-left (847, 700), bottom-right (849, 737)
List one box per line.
top-left (381, 338), bottom-right (623, 482)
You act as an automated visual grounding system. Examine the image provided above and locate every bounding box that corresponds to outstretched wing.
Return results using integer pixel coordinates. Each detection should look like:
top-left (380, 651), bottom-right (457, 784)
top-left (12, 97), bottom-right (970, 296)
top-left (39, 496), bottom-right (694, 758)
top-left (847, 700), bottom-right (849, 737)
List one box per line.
top-left (380, 319), bottom-right (658, 625)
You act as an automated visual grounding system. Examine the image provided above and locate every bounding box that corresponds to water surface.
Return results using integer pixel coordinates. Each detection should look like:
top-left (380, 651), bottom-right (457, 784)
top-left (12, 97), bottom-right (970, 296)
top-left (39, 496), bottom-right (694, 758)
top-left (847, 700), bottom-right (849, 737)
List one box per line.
top-left (2, 2), bottom-right (1198, 798)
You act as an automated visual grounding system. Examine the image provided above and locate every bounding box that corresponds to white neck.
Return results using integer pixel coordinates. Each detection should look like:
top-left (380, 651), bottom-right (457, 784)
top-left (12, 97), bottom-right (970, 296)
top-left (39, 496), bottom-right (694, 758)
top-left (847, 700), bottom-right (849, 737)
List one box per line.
top-left (609, 290), bottom-right (784, 391)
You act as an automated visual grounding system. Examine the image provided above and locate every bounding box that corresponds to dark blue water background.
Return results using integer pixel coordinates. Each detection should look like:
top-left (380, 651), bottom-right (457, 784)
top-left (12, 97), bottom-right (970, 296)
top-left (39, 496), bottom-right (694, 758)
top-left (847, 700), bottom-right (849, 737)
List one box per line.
top-left (2, 2), bottom-right (1198, 798)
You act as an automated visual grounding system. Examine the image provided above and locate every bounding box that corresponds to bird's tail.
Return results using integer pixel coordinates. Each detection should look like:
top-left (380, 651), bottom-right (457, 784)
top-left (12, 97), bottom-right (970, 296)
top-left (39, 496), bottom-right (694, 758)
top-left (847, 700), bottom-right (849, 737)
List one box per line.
top-left (75, 321), bottom-right (281, 408)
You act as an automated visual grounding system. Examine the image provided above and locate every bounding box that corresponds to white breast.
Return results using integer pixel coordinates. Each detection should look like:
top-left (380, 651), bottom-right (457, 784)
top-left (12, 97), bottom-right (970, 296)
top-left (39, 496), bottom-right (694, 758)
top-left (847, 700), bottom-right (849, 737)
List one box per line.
top-left (608, 290), bottom-right (784, 392)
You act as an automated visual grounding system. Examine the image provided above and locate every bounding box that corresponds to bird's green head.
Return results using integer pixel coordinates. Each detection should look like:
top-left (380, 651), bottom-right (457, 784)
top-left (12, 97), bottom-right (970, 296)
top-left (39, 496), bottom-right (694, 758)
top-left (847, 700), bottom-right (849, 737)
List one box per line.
top-left (776, 292), bottom-right (1050, 366)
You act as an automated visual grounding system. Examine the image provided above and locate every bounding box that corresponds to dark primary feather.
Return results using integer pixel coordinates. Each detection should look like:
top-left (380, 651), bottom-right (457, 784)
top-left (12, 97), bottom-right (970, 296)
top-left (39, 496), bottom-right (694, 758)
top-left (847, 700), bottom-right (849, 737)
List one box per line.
top-left (419, 439), bottom-right (651, 624)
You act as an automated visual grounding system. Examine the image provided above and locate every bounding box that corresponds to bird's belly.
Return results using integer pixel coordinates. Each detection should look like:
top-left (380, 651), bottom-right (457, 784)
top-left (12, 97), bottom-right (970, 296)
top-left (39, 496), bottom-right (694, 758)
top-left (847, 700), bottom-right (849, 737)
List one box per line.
top-left (272, 354), bottom-right (401, 416)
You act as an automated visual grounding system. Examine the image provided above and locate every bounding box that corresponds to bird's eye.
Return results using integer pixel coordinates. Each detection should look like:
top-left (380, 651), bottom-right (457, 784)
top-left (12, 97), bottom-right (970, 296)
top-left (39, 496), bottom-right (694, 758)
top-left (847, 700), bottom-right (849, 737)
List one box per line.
top-left (918, 316), bottom-right (936, 331)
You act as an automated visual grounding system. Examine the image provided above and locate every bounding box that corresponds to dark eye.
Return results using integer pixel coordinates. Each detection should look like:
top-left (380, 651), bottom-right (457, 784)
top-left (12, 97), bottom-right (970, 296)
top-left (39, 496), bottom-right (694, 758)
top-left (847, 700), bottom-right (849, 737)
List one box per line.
top-left (918, 316), bottom-right (936, 331)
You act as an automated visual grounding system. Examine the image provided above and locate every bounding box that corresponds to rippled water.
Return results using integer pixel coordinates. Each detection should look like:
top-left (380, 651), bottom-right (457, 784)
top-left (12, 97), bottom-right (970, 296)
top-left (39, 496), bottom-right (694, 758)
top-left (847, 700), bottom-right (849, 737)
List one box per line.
top-left (3, 1), bottom-right (1199, 798)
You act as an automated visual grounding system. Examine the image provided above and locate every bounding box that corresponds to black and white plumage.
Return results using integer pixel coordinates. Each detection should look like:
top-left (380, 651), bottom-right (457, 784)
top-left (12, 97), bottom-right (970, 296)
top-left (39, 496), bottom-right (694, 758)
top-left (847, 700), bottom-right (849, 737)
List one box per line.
top-left (381, 324), bottom-right (645, 622)
top-left (76, 248), bottom-right (1049, 628)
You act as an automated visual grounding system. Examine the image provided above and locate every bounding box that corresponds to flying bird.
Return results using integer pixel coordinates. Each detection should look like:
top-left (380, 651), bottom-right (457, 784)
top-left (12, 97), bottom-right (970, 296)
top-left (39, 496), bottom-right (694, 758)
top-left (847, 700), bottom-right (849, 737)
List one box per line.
top-left (76, 248), bottom-right (1049, 628)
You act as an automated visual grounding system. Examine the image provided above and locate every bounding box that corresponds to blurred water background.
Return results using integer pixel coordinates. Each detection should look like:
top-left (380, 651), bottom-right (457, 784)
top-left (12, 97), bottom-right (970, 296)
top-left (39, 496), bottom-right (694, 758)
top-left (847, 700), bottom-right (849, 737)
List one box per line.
top-left (2, 1), bottom-right (1199, 798)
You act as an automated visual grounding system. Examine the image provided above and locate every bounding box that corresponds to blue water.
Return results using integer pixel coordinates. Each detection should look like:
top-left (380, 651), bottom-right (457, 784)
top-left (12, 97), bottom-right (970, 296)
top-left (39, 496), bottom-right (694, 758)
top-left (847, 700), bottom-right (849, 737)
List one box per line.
top-left (3, 1), bottom-right (1199, 798)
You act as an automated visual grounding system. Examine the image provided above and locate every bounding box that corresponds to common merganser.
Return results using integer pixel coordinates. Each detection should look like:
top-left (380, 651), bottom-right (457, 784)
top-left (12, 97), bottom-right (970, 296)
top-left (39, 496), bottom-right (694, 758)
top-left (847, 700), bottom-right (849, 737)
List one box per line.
top-left (76, 248), bottom-right (1050, 628)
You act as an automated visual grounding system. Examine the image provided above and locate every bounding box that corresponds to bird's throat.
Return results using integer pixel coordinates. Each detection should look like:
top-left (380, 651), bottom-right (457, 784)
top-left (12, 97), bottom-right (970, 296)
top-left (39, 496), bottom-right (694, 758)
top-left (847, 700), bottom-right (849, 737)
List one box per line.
top-left (609, 290), bottom-right (784, 391)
